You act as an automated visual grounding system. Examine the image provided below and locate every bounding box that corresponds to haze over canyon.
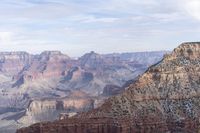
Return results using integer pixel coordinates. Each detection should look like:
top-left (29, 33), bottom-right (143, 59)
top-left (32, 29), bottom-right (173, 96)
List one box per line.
top-left (17, 42), bottom-right (200, 133)
top-left (0, 50), bottom-right (166, 132)
top-left (0, 0), bottom-right (200, 133)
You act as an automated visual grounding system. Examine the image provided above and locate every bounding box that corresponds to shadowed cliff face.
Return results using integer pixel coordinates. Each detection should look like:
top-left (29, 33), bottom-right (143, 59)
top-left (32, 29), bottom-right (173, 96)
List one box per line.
top-left (0, 50), bottom-right (166, 132)
top-left (0, 51), bottom-right (166, 93)
top-left (17, 42), bottom-right (200, 133)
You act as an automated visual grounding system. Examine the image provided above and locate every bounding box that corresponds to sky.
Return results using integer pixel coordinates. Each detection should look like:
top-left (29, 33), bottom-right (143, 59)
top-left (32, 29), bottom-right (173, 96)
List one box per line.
top-left (0, 0), bottom-right (200, 56)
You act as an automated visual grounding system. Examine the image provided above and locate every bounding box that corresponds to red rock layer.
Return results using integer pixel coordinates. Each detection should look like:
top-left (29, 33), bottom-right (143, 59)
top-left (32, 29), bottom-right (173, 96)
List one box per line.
top-left (17, 117), bottom-right (199, 133)
top-left (17, 42), bottom-right (200, 133)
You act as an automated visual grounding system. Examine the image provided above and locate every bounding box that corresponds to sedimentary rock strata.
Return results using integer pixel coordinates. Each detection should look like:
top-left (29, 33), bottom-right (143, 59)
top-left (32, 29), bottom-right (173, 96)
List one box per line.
top-left (17, 42), bottom-right (200, 133)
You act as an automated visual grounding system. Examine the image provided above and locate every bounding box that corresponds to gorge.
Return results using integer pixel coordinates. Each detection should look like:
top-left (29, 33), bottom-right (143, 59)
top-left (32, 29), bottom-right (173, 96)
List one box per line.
top-left (17, 42), bottom-right (200, 133)
top-left (0, 50), bottom-right (166, 132)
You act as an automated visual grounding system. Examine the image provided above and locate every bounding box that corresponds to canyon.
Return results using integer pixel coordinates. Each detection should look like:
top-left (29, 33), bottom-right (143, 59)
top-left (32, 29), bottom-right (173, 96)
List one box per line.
top-left (17, 42), bottom-right (200, 133)
top-left (0, 50), bottom-right (166, 132)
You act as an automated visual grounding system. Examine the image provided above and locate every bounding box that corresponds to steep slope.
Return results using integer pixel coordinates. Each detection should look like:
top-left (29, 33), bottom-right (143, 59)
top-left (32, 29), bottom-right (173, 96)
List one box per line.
top-left (17, 42), bottom-right (200, 133)
top-left (13, 51), bottom-right (71, 86)
top-left (59, 51), bottom-right (166, 95)
top-left (0, 52), bottom-right (32, 76)
top-left (104, 51), bottom-right (167, 67)
top-left (0, 51), bottom-right (166, 132)
top-left (90, 42), bottom-right (200, 118)
top-left (79, 51), bottom-right (105, 70)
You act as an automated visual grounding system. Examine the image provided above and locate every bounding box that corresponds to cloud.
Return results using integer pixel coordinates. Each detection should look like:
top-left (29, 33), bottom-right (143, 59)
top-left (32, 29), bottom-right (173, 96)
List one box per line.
top-left (82, 16), bottom-right (119, 23)
top-left (68, 15), bottom-right (119, 23)
top-left (0, 0), bottom-right (199, 56)
top-left (181, 0), bottom-right (200, 20)
top-left (0, 32), bottom-right (13, 44)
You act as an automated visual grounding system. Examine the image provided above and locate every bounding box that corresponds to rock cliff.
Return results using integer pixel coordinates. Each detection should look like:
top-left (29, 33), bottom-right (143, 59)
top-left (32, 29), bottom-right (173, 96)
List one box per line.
top-left (17, 42), bottom-right (200, 133)
top-left (14, 51), bottom-right (71, 85)
top-left (18, 94), bottom-right (94, 126)
top-left (0, 50), bottom-right (166, 132)
top-left (0, 52), bottom-right (32, 76)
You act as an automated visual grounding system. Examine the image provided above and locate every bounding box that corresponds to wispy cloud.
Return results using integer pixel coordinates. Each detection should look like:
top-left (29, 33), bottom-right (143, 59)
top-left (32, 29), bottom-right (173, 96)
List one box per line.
top-left (0, 31), bottom-right (13, 45)
top-left (181, 0), bottom-right (200, 20)
top-left (0, 0), bottom-right (199, 56)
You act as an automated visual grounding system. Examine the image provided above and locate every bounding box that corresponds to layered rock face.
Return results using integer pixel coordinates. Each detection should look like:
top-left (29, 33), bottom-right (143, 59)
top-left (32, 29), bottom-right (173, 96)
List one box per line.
top-left (29, 51), bottom-right (71, 79)
top-left (13, 51), bottom-right (71, 86)
top-left (27, 95), bottom-right (94, 114)
top-left (0, 51), bottom-right (71, 84)
top-left (18, 97), bottom-right (94, 126)
top-left (7, 50), bottom-right (166, 93)
top-left (0, 50), bottom-right (166, 132)
top-left (17, 42), bottom-right (200, 133)
top-left (0, 52), bottom-right (32, 76)
top-left (59, 51), bottom-right (166, 95)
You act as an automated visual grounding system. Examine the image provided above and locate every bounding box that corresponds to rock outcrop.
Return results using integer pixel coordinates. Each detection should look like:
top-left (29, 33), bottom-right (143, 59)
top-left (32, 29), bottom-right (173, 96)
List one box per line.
top-left (17, 42), bottom-right (200, 133)
top-left (14, 51), bottom-right (71, 85)
top-left (18, 96), bottom-right (94, 126)
top-left (9, 51), bottom-right (166, 93)
top-left (0, 50), bottom-right (166, 132)
top-left (102, 84), bottom-right (123, 96)
top-left (58, 51), bottom-right (166, 95)
top-left (0, 52), bottom-right (32, 76)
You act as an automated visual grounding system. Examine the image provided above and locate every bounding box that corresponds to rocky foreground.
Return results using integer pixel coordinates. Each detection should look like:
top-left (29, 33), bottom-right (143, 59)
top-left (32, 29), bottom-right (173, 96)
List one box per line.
top-left (17, 42), bottom-right (200, 133)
